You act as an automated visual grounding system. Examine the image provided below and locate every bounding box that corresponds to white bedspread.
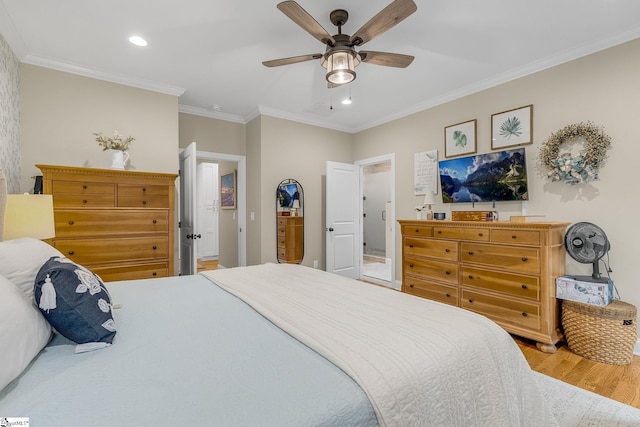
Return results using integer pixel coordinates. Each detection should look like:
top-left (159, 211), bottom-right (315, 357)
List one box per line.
top-left (202, 263), bottom-right (558, 427)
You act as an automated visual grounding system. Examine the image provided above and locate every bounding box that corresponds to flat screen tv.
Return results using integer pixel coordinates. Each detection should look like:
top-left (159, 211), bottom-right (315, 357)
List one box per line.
top-left (439, 148), bottom-right (529, 203)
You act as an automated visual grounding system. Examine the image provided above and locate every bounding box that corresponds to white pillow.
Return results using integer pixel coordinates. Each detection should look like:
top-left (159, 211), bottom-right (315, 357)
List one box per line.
top-left (0, 237), bottom-right (63, 301)
top-left (0, 274), bottom-right (52, 391)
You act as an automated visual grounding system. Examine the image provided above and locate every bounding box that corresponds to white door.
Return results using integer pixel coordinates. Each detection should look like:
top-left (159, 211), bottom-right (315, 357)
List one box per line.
top-left (196, 162), bottom-right (219, 259)
top-left (326, 161), bottom-right (360, 278)
top-left (179, 142), bottom-right (197, 275)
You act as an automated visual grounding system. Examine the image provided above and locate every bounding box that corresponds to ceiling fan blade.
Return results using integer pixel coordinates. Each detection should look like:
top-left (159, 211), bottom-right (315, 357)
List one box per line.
top-left (359, 51), bottom-right (414, 68)
top-left (350, 0), bottom-right (417, 46)
top-left (277, 1), bottom-right (335, 45)
top-left (262, 53), bottom-right (323, 68)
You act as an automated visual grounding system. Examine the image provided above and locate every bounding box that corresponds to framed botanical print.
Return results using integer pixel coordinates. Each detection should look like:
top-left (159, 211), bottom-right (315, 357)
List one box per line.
top-left (444, 119), bottom-right (477, 158)
top-left (491, 104), bottom-right (533, 149)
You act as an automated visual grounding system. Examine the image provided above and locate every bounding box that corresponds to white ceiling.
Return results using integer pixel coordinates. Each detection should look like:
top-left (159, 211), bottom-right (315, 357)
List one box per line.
top-left (1, 0), bottom-right (640, 133)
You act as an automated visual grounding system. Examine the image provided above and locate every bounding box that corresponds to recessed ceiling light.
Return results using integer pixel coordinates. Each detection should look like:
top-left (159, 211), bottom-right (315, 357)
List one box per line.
top-left (129, 36), bottom-right (147, 47)
top-left (341, 98), bottom-right (352, 105)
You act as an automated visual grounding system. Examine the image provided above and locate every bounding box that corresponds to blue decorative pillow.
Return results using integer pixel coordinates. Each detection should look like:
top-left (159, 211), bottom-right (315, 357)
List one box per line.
top-left (34, 257), bottom-right (116, 345)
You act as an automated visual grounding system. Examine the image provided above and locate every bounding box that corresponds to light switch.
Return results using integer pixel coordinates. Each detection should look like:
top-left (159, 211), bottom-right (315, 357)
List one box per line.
top-left (250, 212), bottom-right (255, 221)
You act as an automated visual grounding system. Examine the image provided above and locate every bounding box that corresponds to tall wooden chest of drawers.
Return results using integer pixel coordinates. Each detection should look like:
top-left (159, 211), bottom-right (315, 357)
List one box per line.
top-left (37, 165), bottom-right (178, 282)
top-left (277, 216), bottom-right (303, 263)
top-left (399, 220), bottom-right (569, 352)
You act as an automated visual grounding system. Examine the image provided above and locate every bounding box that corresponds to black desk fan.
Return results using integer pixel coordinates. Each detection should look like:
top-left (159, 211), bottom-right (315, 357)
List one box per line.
top-left (564, 222), bottom-right (611, 284)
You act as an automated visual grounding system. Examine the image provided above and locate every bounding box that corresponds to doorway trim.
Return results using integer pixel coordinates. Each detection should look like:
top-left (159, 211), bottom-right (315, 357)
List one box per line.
top-left (355, 153), bottom-right (397, 289)
top-left (195, 150), bottom-right (247, 266)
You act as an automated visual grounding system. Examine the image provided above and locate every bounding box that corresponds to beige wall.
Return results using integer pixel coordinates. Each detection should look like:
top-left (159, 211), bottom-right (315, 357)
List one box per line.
top-left (354, 38), bottom-right (640, 312)
top-left (178, 112), bottom-right (245, 155)
top-left (246, 116), bottom-right (262, 266)
top-left (19, 65), bottom-right (179, 191)
top-left (217, 160), bottom-right (239, 268)
top-left (259, 116), bottom-right (353, 269)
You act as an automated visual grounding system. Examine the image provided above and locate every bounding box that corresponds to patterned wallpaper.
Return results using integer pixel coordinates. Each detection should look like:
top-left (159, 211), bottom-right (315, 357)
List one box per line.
top-left (0, 33), bottom-right (21, 193)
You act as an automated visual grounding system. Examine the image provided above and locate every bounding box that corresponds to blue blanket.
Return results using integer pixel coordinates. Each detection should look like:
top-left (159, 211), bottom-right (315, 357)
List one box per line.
top-left (0, 274), bottom-right (377, 426)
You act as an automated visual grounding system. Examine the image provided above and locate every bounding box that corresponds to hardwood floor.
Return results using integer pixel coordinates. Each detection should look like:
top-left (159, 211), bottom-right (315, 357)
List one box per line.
top-left (197, 259), bottom-right (219, 271)
top-left (514, 336), bottom-right (640, 408)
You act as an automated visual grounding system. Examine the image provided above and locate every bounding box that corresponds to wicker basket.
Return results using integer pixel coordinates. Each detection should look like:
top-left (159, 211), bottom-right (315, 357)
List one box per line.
top-left (562, 300), bottom-right (637, 365)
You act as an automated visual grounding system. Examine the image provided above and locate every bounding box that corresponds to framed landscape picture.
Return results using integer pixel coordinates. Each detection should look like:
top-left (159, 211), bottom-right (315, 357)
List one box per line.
top-left (220, 170), bottom-right (237, 209)
top-left (491, 104), bottom-right (533, 149)
top-left (444, 119), bottom-right (477, 158)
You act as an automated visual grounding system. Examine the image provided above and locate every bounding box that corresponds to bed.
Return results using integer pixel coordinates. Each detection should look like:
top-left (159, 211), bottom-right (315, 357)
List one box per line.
top-left (1, 238), bottom-right (640, 426)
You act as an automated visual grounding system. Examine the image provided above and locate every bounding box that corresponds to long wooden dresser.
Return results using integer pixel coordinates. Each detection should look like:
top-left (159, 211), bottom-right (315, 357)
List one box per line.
top-left (398, 219), bottom-right (569, 353)
top-left (37, 165), bottom-right (178, 282)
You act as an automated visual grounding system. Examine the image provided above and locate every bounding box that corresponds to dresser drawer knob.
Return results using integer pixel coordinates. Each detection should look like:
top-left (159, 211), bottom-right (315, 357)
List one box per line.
top-left (152, 272), bottom-right (157, 276)
top-left (437, 230), bottom-right (442, 234)
top-left (152, 219), bottom-right (158, 224)
top-left (445, 248), bottom-right (450, 253)
top-left (409, 244), bottom-right (414, 248)
top-left (521, 284), bottom-right (528, 289)
top-left (445, 293), bottom-right (451, 298)
top-left (521, 312), bottom-right (528, 317)
top-left (82, 185), bottom-right (87, 190)
top-left (68, 220), bottom-right (75, 225)
top-left (512, 235), bottom-right (517, 239)
top-left (445, 270), bottom-right (451, 275)
top-left (409, 263), bottom-right (414, 268)
top-left (468, 275), bottom-right (473, 279)
top-left (142, 200), bottom-right (147, 205)
top-left (68, 251), bottom-right (75, 255)
top-left (478, 232), bottom-right (483, 237)
top-left (521, 256), bottom-right (528, 262)
top-left (409, 284), bottom-right (414, 288)
top-left (467, 251), bottom-right (474, 255)
top-left (142, 187), bottom-right (147, 192)
top-left (468, 299), bottom-right (474, 303)
top-left (82, 199), bottom-right (88, 204)
top-left (152, 245), bottom-right (158, 250)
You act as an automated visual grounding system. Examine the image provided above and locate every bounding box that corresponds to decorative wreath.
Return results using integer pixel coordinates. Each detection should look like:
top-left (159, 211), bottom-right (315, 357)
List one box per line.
top-left (539, 121), bottom-right (612, 185)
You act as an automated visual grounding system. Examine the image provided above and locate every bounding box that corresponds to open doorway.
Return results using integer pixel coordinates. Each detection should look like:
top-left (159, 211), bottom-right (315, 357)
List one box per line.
top-left (178, 145), bottom-right (247, 275)
top-left (195, 151), bottom-right (246, 269)
top-left (356, 154), bottom-right (396, 289)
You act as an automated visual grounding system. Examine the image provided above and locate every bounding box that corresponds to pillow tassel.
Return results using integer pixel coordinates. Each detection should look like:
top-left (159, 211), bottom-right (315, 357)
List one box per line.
top-left (39, 274), bottom-right (57, 312)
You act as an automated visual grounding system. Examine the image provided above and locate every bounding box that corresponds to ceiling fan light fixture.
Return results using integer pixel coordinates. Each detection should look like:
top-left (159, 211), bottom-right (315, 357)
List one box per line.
top-left (323, 50), bottom-right (360, 85)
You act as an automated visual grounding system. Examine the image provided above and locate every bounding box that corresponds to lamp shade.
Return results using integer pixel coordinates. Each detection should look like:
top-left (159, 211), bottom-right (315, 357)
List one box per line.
top-left (3, 194), bottom-right (55, 240)
top-left (322, 49), bottom-right (360, 85)
top-left (423, 191), bottom-right (436, 206)
top-left (292, 199), bottom-right (300, 209)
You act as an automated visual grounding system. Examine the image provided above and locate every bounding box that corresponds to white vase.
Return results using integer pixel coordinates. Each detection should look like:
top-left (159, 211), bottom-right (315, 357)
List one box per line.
top-left (108, 149), bottom-right (130, 170)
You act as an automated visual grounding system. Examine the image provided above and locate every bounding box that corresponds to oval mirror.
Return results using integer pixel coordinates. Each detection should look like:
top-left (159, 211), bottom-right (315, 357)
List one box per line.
top-left (276, 179), bottom-right (304, 264)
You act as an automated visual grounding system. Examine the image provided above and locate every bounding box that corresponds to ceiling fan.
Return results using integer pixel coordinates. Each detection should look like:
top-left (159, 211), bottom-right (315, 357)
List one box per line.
top-left (262, 0), bottom-right (417, 88)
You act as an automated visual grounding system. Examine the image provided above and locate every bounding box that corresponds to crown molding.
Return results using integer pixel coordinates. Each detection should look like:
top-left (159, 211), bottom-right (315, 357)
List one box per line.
top-left (353, 28), bottom-right (640, 133)
top-left (178, 105), bottom-right (245, 124)
top-left (255, 105), bottom-right (354, 133)
top-left (21, 54), bottom-right (187, 96)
